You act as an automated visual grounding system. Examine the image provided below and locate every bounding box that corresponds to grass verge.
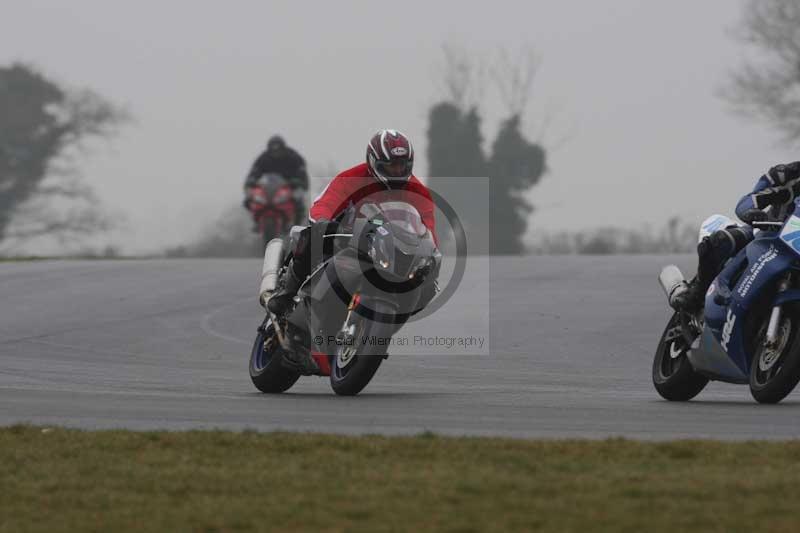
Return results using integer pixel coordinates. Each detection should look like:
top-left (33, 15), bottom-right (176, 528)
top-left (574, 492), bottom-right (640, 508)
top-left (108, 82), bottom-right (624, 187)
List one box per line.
top-left (2, 426), bottom-right (799, 532)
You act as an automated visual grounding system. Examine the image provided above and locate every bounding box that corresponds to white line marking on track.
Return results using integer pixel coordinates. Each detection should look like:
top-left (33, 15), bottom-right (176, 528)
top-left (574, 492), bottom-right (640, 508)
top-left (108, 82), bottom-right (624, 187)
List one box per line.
top-left (199, 296), bottom-right (255, 345)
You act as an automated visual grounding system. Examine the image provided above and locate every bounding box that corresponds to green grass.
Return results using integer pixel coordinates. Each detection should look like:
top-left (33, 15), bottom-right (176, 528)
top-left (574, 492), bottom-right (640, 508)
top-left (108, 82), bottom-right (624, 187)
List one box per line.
top-left (2, 426), bottom-right (800, 532)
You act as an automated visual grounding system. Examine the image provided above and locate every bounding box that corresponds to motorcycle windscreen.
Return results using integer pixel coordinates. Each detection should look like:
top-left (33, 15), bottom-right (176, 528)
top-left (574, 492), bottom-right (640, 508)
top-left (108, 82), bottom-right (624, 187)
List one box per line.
top-left (378, 202), bottom-right (427, 237)
top-left (780, 198), bottom-right (800, 259)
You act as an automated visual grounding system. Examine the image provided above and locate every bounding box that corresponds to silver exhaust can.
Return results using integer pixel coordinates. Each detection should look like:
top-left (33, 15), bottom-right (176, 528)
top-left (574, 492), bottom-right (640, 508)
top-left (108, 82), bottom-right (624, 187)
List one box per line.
top-left (659, 265), bottom-right (686, 301)
top-left (259, 238), bottom-right (285, 307)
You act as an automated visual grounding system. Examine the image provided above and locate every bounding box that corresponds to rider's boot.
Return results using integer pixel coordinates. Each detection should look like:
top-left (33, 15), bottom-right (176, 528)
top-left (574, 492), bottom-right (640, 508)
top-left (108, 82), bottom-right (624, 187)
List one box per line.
top-left (267, 264), bottom-right (302, 316)
top-left (266, 263), bottom-right (319, 374)
top-left (669, 278), bottom-right (704, 314)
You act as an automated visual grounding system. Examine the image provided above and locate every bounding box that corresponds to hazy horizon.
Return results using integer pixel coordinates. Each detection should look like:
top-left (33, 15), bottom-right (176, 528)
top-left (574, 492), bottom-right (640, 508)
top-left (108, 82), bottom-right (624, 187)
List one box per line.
top-left (1, 0), bottom-right (791, 254)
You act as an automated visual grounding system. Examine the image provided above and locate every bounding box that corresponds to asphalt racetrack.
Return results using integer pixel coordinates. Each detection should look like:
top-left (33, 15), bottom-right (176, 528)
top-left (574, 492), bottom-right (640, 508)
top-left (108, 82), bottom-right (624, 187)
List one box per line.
top-left (2, 255), bottom-right (800, 440)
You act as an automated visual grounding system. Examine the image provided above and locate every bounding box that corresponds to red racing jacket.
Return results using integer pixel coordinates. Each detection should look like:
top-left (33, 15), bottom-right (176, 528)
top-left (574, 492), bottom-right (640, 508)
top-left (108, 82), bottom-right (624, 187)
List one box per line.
top-left (309, 163), bottom-right (438, 244)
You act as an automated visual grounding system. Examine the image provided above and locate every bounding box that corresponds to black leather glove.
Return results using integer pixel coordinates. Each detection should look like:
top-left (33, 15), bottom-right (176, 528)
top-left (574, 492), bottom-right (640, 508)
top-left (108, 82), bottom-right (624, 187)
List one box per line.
top-left (318, 219), bottom-right (341, 235)
top-left (768, 162), bottom-right (800, 185)
top-left (308, 219), bottom-right (341, 243)
top-left (789, 177), bottom-right (800, 197)
top-left (752, 186), bottom-right (793, 209)
top-left (739, 208), bottom-right (768, 225)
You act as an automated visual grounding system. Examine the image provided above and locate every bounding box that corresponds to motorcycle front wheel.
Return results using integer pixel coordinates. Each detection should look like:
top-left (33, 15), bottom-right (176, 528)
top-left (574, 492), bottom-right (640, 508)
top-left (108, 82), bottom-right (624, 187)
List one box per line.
top-left (652, 312), bottom-right (709, 401)
top-left (329, 299), bottom-right (395, 396)
top-left (749, 307), bottom-right (800, 404)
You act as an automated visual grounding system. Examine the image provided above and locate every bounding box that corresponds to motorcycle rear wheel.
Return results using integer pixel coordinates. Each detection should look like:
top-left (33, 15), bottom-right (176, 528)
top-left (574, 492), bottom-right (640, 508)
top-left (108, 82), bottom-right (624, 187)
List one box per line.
top-left (652, 312), bottom-right (709, 401)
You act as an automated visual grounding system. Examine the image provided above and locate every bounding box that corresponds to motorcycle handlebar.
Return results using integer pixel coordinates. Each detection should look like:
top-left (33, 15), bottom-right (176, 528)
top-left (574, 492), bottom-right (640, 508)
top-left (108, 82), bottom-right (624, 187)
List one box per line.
top-left (751, 220), bottom-right (784, 229)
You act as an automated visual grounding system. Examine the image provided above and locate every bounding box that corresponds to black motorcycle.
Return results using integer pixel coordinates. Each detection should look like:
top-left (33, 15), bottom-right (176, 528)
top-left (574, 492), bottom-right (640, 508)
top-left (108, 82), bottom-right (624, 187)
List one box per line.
top-left (249, 201), bottom-right (440, 396)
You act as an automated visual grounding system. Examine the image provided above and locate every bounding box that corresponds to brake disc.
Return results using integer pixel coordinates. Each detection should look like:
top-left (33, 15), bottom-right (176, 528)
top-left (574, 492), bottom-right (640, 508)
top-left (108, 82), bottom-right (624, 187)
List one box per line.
top-left (759, 318), bottom-right (791, 372)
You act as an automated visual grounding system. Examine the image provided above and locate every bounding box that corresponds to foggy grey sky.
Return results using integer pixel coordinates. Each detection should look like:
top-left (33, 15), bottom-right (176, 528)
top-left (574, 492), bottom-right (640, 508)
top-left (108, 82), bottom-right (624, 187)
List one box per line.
top-left (1, 0), bottom-right (790, 253)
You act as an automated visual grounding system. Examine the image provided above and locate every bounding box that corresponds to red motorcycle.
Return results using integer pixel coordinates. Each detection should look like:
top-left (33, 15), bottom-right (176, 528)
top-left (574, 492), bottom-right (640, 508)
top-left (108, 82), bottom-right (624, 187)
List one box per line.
top-left (245, 173), bottom-right (297, 245)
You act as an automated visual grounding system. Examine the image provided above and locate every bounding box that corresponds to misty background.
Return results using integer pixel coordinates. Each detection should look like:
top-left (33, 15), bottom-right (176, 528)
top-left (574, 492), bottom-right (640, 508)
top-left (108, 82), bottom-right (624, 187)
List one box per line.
top-left (0, 0), bottom-right (794, 255)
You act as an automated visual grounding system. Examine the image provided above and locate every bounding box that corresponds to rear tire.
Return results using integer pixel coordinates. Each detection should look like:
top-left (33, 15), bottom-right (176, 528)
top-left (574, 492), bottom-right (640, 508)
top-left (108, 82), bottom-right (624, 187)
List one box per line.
top-left (329, 300), bottom-right (394, 396)
top-left (652, 313), bottom-right (709, 401)
top-left (249, 320), bottom-right (300, 393)
top-left (749, 308), bottom-right (800, 404)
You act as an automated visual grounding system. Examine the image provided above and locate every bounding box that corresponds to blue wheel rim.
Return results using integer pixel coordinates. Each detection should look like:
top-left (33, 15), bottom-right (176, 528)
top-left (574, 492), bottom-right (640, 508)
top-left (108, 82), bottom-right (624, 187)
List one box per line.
top-left (251, 328), bottom-right (275, 373)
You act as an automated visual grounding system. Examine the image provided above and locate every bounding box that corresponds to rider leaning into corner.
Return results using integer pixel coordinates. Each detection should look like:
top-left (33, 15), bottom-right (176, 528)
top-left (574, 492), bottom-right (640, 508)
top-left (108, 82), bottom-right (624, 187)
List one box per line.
top-left (671, 161), bottom-right (800, 313)
top-left (267, 129), bottom-right (439, 316)
top-left (244, 135), bottom-right (309, 224)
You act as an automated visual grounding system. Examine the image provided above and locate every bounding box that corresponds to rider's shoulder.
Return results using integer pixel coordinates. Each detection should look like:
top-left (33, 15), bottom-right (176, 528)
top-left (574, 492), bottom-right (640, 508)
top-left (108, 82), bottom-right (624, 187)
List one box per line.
top-left (406, 175), bottom-right (432, 195)
top-left (766, 161), bottom-right (800, 185)
top-left (335, 162), bottom-right (371, 179)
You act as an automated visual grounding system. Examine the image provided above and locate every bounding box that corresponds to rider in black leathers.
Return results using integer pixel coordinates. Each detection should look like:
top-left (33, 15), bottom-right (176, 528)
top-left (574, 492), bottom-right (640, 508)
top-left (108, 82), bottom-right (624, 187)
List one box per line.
top-left (244, 135), bottom-right (309, 225)
top-left (671, 162), bottom-right (800, 312)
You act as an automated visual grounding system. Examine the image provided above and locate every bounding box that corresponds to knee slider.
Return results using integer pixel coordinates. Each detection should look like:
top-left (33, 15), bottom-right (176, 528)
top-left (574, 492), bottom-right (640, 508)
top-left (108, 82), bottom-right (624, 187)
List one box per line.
top-left (727, 226), bottom-right (753, 249)
top-left (697, 234), bottom-right (715, 257)
top-left (709, 230), bottom-right (732, 249)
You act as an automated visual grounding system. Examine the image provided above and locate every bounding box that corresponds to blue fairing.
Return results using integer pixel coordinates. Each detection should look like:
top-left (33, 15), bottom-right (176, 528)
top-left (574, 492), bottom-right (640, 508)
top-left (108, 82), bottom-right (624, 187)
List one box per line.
top-left (700, 224), bottom-right (798, 380)
top-left (774, 289), bottom-right (800, 306)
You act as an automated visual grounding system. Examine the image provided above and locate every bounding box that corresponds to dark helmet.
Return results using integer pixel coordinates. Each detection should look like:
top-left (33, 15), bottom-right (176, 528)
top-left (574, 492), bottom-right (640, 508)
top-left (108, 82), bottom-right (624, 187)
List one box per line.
top-left (366, 129), bottom-right (414, 186)
top-left (266, 135), bottom-right (287, 154)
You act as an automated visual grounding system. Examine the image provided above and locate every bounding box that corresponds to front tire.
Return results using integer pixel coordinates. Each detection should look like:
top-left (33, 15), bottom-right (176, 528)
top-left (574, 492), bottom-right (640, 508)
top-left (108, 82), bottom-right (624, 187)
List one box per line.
top-left (329, 300), bottom-right (395, 396)
top-left (249, 319), bottom-right (300, 393)
top-left (749, 308), bottom-right (800, 404)
top-left (652, 313), bottom-right (709, 401)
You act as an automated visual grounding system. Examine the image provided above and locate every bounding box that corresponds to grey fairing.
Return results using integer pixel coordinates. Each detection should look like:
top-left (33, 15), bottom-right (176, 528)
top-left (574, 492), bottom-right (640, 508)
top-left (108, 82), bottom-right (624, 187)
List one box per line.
top-left (688, 326), bottom-right (749, 383)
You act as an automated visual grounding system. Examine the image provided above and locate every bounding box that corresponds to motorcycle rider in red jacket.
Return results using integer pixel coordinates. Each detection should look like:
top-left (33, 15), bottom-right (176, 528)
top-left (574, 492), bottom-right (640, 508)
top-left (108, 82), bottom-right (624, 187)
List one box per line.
top-left (267, 129), bottom-right (438, 316)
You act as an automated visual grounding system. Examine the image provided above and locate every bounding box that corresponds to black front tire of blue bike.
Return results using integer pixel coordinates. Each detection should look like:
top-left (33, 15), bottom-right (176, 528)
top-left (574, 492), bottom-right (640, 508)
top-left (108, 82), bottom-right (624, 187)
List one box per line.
top-left (653, 312), bottom-right (709, 401)
top-left (749, 310), bottom-right (800, 404)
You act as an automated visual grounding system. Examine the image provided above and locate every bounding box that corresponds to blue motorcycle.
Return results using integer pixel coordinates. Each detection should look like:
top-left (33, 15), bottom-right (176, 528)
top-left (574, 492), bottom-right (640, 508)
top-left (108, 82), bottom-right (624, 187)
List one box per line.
top-left (654, 200), bottom-right (800, 403)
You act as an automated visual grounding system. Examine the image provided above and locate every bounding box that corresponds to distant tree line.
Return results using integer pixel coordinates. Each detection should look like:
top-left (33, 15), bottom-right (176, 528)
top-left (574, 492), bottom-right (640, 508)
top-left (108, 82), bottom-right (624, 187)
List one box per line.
top-left (164, 205), bottom-right (259, 258)
top-left (530, 217), bottom-right (697, 255)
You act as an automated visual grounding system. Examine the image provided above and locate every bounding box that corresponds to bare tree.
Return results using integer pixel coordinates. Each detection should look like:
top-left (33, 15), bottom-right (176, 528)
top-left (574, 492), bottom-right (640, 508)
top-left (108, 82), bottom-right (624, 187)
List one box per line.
top-left (428, 44), bottom-right (550, 255)
top-left (490, 46), bottom-right (541, 117)
top-left (0, 63), bottom-right (128, 247)
top-left (724, 0), bottom-right (800, 143)
top-left (437, 44), bottom-right (488, 111)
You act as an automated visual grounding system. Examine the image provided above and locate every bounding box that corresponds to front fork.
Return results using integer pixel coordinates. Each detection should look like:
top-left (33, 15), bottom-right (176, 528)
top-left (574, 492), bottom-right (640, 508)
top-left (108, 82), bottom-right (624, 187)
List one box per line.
top-left (765, 274), bottom-right (792, 347)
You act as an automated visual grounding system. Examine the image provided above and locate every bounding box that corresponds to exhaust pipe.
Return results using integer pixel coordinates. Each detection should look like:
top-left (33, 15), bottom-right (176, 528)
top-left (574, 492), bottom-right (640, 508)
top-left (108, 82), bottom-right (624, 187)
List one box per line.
top-left (258, 238), bottom-right (284, 307)
top-left (659, 265), bottom-right (686, 303)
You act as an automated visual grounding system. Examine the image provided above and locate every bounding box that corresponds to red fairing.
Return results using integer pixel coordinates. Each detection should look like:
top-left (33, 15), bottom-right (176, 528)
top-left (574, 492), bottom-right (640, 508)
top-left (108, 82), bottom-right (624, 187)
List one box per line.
top-left (245, 182), bottom-right (296, 236)
top-left (310, 163), bottom-right (438, 244)
top-left (311, 351), bottom-right (332, 376)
